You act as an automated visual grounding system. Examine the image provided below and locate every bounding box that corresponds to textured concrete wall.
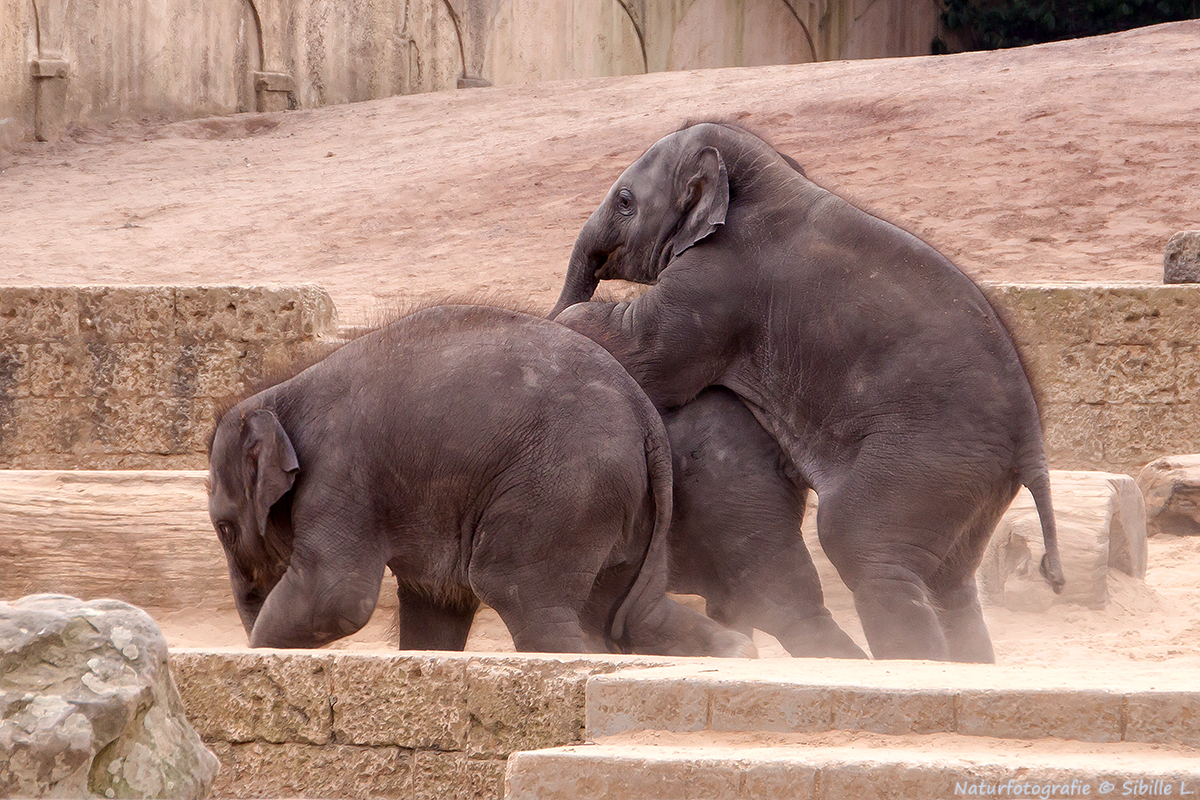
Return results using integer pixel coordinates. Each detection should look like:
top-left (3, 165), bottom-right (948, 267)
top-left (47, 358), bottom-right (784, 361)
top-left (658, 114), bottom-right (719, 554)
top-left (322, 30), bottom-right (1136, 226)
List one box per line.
top-left (1, 0), bottom-right (945, 146)
top-left (0, 285), bottom-right (337, 469)
top-left (0, 0), bottom-right (35, 147)
top-left (989, 284), bottom-right (1200, 475)
top-left (170, 649), bottom-right (673, 800)
top-left (0, 284), bottom-right (1197, 473)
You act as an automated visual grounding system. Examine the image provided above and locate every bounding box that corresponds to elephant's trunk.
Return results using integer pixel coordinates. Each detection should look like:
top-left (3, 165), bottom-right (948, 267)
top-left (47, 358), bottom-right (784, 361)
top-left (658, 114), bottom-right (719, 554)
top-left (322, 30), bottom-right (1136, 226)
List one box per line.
top-left (549, 233), bottom-right (604, 319)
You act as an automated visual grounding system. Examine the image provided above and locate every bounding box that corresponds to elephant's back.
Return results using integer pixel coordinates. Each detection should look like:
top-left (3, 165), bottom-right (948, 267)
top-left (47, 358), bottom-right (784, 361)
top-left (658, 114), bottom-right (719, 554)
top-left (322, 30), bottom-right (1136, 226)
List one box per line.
top-left (297, 303), bottom-right (662, 468)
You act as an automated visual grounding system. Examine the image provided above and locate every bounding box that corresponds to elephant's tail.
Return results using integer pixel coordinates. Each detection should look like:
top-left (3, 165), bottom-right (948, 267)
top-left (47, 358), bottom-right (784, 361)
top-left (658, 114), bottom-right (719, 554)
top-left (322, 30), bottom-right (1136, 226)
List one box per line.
top-left (610, 426), bottom-right (675, 643)
top-left (1019, 439), bottom-right (1065, 594)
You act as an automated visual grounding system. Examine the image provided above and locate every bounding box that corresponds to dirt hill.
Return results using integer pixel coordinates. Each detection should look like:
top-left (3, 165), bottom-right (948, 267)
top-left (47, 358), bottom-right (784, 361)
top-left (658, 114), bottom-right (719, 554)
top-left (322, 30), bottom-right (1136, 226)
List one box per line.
top-left (1, 21), bottom-right (1197, 325)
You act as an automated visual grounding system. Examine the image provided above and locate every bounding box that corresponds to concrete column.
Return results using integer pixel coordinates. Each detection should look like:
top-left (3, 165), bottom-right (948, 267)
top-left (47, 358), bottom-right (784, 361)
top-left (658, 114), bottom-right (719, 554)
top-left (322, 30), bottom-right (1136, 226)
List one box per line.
top-left (30, 58), bottom-right (67, 141)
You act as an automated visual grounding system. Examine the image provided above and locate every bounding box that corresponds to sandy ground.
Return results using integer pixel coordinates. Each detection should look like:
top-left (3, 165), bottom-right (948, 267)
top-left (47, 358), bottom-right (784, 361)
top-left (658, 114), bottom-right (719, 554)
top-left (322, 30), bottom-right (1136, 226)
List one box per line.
top-left (3, 22), bottom-right (1200, 667)
top-left (1, 22), bottom-right (1198, 325)
top-left (155, 533), bottom-right (1200, 670)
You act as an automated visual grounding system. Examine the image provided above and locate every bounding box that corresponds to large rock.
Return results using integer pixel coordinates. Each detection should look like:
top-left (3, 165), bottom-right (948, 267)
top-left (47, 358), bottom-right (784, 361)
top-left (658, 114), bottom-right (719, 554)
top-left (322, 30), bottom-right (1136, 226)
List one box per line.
top-left (1163, 231), bottom-right (1200, 284)
top-left (978, 471), bottom-right (1148, 611)
top-left (1137, 454), bottom-right (1200, 536)
top-left (0, 595), bottom-right (218, 798)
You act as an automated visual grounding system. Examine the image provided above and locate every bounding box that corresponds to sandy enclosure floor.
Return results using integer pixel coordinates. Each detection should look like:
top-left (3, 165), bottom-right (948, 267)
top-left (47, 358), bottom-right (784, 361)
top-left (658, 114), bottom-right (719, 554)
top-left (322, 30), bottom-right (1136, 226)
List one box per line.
top-left (3, 22), bottom-right (1200, 669)
top-left (1, 23), bottom-right (1198, 324)
top-left (153, 534), bottom-right (1200, 671)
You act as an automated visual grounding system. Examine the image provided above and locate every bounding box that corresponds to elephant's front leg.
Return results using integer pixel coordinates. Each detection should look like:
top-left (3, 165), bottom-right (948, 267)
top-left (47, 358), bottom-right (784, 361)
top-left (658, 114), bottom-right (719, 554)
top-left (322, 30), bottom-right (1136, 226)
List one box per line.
top-left (249, 526), bottom-right (386, 648)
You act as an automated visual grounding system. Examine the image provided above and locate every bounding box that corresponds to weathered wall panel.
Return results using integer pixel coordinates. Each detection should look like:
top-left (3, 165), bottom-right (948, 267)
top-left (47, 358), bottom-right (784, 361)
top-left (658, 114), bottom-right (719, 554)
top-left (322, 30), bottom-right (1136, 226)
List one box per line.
top-left (0, 0), bottom-right (946, 147)
top-left (0, 0), bottom-right (35, 146)
top-left (0, 285), bottom-right (337, 469)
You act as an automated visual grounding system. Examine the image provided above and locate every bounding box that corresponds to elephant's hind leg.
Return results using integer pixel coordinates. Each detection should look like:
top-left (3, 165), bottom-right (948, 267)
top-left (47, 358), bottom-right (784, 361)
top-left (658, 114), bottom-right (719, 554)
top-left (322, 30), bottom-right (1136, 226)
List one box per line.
top-left (930, 576), bottom-right (994, 663)
top-left (816, 481), bottom-right (954, 661)
top-left (467, 499), bottom-right (610, 654)
top-left (926, 483), bottom-right (1017, 663)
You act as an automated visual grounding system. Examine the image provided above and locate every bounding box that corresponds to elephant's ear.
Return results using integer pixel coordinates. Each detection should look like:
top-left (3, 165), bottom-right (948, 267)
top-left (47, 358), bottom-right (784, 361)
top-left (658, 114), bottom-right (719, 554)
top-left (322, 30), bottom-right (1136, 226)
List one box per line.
top-left (671, 146), bottom-right (729, 257)
top-left (243, 408), bottom-right (299, 538)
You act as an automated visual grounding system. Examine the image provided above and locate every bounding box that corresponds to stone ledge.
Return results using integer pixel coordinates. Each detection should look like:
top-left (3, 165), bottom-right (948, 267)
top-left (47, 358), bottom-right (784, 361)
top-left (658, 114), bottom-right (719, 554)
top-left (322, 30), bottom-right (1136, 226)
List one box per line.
top-left (171, 649), bottom-right (682, 754)
top-left (169, 649), bottom-right (690, 800)
top-left (504, 733), bottom-right (1200, 800)
top-left (585, 660), bottom-right (1200, 747)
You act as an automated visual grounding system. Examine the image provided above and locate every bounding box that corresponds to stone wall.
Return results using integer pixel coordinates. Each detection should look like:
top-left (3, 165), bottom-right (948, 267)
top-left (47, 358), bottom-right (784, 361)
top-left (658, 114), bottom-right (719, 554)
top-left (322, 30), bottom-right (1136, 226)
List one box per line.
top-left (990, 284), bottom-right (1200, 475)
top-left (0, 283), bottom-right (1196, 475)
top-left (0, 0), bottom-right (947, 146)
top-left (0, 286), bottom-right (337, 469)
top-left (170, 649), bottom-right (674, 800)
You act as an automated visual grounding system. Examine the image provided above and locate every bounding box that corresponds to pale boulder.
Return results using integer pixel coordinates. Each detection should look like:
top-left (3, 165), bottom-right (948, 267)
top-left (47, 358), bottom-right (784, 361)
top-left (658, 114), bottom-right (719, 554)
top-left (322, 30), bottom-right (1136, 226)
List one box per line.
top-left (0, 594), bottom-right (219, 799)
top-left (978, 471), bottom-right (1148, 611)
top-left (1137, 454), bottom-right (1200, 537)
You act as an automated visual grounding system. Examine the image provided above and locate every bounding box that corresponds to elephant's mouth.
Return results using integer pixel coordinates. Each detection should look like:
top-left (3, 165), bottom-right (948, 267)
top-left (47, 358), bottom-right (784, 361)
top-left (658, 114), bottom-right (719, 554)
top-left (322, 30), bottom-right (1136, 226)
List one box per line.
top-left (594, 248), bottom-right (619, 280)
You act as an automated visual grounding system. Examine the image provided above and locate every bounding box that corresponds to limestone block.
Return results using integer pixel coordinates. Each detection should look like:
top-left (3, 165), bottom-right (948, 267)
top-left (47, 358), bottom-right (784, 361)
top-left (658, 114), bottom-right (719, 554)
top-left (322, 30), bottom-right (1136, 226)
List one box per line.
top-left (1137, 454), bottom-right (1200, 536)
top-left (1124, 691), bottom-right (1200, 747)
top-left (831, 689), bottom-right (954, 736)
top-left (0, 397), bottom-right (93, 457)
top-left (174, 285), bottom-right (338, 343)
top-left (330, 653), bottom-right (469, 750)
top-left (206, 741), bottom-right (412, 799)
top-left (586, 674), bottom-right (710, 738)
top-left (0, 287), bottom-right (80, 343)
top-left (78, 286), bottom-right (175, 341)
top-left (505, 747), bottom-right (746, 800)
top-left (816, 759), bottom-right (1006, 800)
top-left (978, 471), bottom-right (1148, 610)
top-left (412, 751), bottom-right (506, 800)
top-left (955, 688), bottom-right (1123, 742)
top-left (1164, 231), bottom-right (1200, 284)
top-left (0, 595), bottom-right (218, 798)
top-left (708, 684), bottom-right (830, 734)
top-left (465, 658), bottom-right (601, 756)
top-left (170, 649), bottom-right (334, 744)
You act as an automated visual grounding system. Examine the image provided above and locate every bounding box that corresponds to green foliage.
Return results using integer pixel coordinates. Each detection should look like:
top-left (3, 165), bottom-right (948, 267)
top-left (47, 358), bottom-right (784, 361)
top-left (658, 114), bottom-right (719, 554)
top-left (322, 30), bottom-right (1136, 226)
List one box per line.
top-left (939, 0), bottom-right (1200, 49)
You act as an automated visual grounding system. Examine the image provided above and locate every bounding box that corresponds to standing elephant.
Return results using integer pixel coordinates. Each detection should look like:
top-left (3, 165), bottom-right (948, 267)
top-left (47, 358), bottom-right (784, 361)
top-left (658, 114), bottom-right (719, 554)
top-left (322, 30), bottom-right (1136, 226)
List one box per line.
top-left (550, 121), bottom-right (1063, 663)
top-left (663, 386), bottom-right (866, 659)
top-left (207, 304), bottom-right (755, 658)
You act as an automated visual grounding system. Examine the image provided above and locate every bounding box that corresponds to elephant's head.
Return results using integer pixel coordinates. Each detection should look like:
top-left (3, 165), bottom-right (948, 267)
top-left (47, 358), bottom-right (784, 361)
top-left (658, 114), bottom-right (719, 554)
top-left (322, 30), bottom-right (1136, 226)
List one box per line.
top-left (207, 406), bottom-right (299, 635)
top-left (549, 124), bottom-right (731, 318)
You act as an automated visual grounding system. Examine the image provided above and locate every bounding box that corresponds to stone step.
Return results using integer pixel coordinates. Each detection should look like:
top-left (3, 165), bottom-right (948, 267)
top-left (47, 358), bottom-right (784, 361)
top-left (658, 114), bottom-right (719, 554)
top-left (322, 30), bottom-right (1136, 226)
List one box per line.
top-left (505, 729), bottom-right (1200, 800)
top-left (586, 660), bottom-right (1200, 747)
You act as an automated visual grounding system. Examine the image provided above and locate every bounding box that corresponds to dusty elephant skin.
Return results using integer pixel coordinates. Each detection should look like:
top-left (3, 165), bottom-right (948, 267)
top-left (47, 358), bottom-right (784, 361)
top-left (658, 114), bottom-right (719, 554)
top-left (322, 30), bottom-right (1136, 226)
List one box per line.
top-left (0, 594), bottom-right (219, 799)
top-left (662, 387), bottom-right (865, 659)
top-left (207, 304), bottom-right (755, 658)
top-left (552, 121), bottom-right (1064, 663)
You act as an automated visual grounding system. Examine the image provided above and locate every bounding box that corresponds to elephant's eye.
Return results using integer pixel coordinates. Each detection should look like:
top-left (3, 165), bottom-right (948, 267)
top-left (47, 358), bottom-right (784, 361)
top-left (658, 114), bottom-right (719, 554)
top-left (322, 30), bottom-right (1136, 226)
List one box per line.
top-left (216, 521), bottom-right (236, 544)
top-left (616, 188), bottom-right (635, 216)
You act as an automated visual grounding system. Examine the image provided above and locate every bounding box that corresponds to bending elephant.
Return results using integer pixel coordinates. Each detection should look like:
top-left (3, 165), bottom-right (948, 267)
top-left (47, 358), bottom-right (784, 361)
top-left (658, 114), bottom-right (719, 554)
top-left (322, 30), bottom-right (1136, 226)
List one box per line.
top-left (550, 121), bottom-right (1063, 663)
top-left (207, 304), bottom-right (755, 658)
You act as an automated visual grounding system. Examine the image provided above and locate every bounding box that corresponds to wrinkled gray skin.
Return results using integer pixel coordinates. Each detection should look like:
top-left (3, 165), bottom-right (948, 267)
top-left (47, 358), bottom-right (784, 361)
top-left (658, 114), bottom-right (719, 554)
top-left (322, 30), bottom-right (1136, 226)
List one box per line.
top-left (207, 304), bottom-right (755, 657)
top-left (664, 386), bottom-right (866, 658)
top-left (551, 122), bottom-right (1064, 663)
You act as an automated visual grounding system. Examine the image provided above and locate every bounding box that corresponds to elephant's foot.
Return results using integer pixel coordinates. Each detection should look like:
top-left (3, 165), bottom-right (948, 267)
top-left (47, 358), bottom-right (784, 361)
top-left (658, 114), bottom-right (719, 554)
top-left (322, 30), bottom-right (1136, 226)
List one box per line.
top-left (933, 581), bottom-right (996, 664)
top-left (624, 595), bottom-right (757, 658)
top-left (775, 616), bottom-right (869, 659)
